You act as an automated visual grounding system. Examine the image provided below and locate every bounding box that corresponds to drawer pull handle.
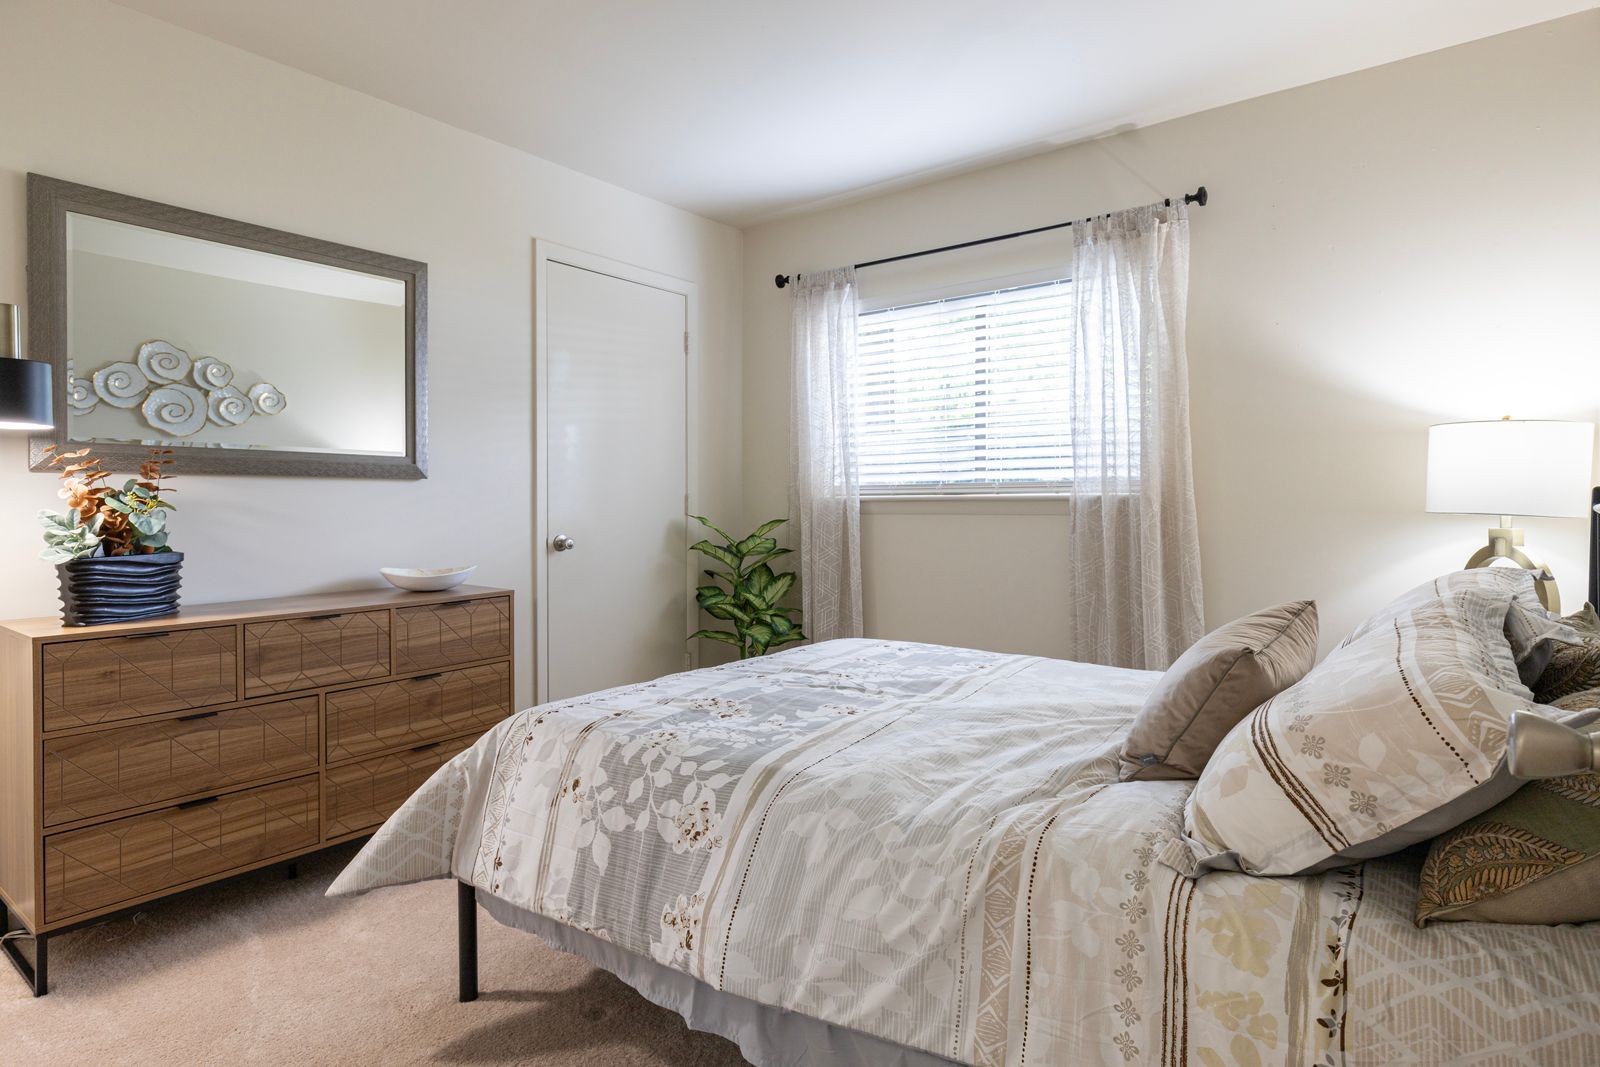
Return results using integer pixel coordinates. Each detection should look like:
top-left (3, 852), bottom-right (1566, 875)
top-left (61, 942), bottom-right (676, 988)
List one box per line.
top-left (412, 672), bottom-right (445, 682)
top-left (303, 613), bottom-right (341, 621)
top-left (177, 796), bottom-right (219, 810)
top-left (411, 742), bottom-right (443, 754)
top-left (124, 630), bottom-right (172, 641)
top-left (439, 600), bottom-right (471, 608)
top-left (176, 710), bottom-right (221, 722)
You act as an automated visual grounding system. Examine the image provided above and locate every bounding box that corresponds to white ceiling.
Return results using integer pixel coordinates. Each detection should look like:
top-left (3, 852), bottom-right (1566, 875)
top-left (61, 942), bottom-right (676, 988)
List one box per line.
top-left (113, 0), bottom-right (1595, 226)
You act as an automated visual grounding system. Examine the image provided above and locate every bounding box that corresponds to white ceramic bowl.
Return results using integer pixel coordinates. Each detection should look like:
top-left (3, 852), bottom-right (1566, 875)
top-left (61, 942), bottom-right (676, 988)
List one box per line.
top-left (380, 565), bottom-right (477, 592)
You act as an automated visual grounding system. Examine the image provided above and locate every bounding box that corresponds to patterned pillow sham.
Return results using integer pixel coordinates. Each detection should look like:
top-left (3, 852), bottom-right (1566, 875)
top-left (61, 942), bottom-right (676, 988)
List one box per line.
top-left (1417, 722), bottom-right (1600, 925)
top-left (1163, 570), bottom-right (1556, 878)
top-left (1343, 568), bottom-right (1571, 687)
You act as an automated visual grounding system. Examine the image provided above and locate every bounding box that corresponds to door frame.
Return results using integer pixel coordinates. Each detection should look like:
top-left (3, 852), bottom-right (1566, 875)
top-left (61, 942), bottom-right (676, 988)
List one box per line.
top-left (532, 241), bottom-right (700, 704)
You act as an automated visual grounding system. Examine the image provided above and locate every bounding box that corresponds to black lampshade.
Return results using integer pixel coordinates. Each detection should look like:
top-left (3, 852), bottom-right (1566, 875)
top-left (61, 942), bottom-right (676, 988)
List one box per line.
top-left (0, 358), bottom-right (53, 431)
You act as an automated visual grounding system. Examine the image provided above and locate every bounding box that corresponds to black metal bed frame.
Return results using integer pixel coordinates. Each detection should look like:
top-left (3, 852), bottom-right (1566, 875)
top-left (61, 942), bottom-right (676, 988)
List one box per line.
top-left (458, 881), bottom-right (478, 1002)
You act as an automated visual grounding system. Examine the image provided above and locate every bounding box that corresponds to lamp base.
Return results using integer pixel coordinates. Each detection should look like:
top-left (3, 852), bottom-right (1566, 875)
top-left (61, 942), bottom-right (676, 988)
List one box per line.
top-left (1464, 520), bottom-right (1560, 613)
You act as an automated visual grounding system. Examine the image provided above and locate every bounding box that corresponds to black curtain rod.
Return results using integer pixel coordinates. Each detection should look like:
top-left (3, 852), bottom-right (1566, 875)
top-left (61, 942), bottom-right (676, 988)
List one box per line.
top-left (774, 186), bottom-right (1207, 289)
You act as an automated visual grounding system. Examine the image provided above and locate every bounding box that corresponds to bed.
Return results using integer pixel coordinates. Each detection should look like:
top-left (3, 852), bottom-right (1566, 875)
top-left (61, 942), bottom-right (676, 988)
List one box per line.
top-left (330, 634), bottom-right (1600, 1065)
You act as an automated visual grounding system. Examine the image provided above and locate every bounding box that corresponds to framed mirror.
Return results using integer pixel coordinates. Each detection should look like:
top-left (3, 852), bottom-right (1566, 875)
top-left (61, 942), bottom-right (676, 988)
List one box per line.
top-left (26, 174), bottom-right (426, 478)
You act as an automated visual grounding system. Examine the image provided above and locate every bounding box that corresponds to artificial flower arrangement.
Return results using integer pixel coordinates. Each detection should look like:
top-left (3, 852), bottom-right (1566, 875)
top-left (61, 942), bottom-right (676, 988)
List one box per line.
top-left (37, 445), bottom-right (177, 561)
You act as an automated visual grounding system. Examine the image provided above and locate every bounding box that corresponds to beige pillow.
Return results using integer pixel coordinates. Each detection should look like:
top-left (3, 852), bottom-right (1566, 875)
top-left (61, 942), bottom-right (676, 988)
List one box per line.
top-left (1119, 601), bottom-right (1317, 781)
top-left (1162, 570), bottom-right (1555, 877)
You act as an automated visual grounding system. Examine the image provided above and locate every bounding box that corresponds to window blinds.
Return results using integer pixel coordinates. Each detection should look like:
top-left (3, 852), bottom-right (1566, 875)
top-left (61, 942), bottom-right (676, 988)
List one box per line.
top-left (854, 279), bottom-right (1076, 495)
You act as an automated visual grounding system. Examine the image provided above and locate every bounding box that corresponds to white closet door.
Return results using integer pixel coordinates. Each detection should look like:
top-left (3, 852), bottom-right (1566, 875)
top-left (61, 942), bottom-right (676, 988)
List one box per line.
top-left (543, 259), bottom-right (689, 702)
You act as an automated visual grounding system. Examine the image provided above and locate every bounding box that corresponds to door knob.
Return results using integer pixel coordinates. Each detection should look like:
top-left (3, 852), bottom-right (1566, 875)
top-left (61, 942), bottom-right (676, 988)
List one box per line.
top-left (552, 534), bottom-right (576, 552)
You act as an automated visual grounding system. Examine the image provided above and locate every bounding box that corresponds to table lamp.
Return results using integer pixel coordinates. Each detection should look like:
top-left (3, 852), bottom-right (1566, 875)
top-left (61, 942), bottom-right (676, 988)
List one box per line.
top-left (1426, 418), bottom-right (1595, 613)
top-left (0, 303), bottom-right (53, 432)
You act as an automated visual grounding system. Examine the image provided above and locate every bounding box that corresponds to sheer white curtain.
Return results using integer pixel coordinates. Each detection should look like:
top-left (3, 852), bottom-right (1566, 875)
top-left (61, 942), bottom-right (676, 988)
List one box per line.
top-left (789, 267), bottom-right (864, 642)
top-left (1065, 202), bottom-right (1204, 669)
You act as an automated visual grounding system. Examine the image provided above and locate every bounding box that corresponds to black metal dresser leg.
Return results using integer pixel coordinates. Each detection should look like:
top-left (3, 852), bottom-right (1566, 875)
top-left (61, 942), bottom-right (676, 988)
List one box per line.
top-left (457, 880), bottom-right (478, 1003)
top-left (0, 899), bottom-right (47, 996)
top-left (32, 935), bottom-right (47, 998)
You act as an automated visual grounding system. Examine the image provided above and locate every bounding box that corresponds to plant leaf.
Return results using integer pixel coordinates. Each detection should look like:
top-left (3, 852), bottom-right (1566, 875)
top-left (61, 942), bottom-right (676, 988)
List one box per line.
top-left (689, 540), bottom-right (741, 571)
top-left (691, 515), bottom-right (737, 545)
top-left (752, 518), bottom-right (786, 537)
top-left (688, 629), bottom-right (742, 649)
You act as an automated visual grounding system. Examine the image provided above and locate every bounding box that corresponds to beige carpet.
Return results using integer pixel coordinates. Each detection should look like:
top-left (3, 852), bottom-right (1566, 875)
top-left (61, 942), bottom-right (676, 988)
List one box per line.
top-left (0, 845), bottom-right (751, 1066)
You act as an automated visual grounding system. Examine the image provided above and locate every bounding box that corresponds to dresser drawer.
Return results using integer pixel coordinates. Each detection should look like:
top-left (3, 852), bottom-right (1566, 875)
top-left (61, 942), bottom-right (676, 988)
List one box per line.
top-left (326, 662), bottom-right (511, 762)
top-left (243, 610), bottom-right (390, 696)
top-left (41, 627), bottom-right (239, 731)
top-left (393, 596), bottom-right (511, 673)
top-left (325, 735), bottom-right (476, 838)
top-left (44, 775), bottom-right (320, 924)
top-left (43, 696), bottom-right (320, 827)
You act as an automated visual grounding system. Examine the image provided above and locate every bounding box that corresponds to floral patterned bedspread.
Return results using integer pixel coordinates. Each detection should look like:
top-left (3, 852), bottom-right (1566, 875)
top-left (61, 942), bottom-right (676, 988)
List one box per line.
top-left (329, 640), bottom-right (1600, 1066)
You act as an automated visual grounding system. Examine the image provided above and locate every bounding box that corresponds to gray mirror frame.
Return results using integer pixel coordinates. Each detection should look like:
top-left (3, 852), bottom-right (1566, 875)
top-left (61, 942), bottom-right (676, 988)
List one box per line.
top-left (26, 173), bottom-right (427, 479)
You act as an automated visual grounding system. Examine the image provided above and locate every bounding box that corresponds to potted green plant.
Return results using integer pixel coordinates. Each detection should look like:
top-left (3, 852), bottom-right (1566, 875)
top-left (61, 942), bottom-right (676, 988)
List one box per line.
top-left (38, 445), bottom-right (181, 626)
top-left (688, 516), bottom-right (805, 659)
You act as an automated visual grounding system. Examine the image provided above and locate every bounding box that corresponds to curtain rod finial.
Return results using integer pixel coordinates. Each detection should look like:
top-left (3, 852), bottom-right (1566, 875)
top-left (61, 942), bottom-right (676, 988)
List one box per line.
top-left (774, 274), bottom-right (791, 290)
top-left (1185, 186), bottom-right (1208, 207)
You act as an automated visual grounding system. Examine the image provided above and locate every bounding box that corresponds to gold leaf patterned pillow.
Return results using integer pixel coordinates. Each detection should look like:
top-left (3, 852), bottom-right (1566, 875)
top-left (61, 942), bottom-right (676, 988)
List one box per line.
top-left (1534, 629), bottom-right (1600, 705)
top-left (1417, 729), bottom-right (1600, 925)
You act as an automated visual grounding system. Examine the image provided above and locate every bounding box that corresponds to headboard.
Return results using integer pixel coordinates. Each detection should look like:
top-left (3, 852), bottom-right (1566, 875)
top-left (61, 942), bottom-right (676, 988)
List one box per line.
top-left (1590, 486), bottom-right (1599, 610)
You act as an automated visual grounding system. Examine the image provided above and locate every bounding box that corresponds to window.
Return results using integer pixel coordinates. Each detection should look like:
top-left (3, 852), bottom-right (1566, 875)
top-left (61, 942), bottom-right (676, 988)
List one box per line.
top-left (854, 279), bottom-right (1084, 495)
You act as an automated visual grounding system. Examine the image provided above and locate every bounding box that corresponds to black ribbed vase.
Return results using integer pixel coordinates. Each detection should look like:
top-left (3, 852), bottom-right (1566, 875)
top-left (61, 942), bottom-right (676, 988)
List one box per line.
top-left (57, 552), bottom-right (183, 626)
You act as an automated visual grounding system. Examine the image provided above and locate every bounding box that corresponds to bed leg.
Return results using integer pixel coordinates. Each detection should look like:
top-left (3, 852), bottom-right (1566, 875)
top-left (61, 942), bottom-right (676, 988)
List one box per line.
top-left (457, 880), bottom-right (478, 1003)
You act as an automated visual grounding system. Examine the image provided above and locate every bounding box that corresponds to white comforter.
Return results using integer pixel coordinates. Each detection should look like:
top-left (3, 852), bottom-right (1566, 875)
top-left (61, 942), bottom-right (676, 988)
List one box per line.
top-left (330, 639), bottom-right (1600, 1066)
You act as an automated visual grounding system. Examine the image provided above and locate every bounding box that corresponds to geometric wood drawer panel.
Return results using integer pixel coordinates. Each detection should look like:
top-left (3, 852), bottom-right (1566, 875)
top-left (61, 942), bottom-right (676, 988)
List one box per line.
top-left (324, 736), bottom-right (475, 839)
top-left (43, 696), bottom-right (320, 827)
top-left (325, 662), bottom-right (511, 763)
top-left (243, 610), bottom-right (390, 697)
top-left (41, 627), bottom-right (238, 732)
top-left (393, 596), bottom-right (511, 673)
top-left (43, 775), bottom-right (320, 924)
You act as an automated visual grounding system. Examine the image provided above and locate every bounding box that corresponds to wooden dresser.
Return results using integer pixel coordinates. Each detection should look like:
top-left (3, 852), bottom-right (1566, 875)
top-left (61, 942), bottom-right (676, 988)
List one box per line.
top-left (0, 584), bottom-right (514, 995)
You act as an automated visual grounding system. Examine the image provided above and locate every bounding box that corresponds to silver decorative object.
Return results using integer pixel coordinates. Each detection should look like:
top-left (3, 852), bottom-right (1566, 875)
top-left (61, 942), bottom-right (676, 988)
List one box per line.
top-left (191, 356), bottom-right (233, 390)
top-left (206, 384), bottom-right (252, 427)
top-left (136, 340), bottom-right (191, 384)
top-left (249, 381), bottom-right (287, 416)
top-left (67, 375), bottom-right (97, 416)
top-left (92, 361), bottom-right (149, 408)
top-left (142, 382), bottom-right (207, 437)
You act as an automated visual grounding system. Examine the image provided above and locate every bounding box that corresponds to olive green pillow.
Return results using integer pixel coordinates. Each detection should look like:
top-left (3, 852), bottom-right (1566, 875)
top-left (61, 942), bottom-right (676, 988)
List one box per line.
top-left (1417, 722), bottom-right (1600, 925)
top-left (1119, 600), bottom-right (1317, 781)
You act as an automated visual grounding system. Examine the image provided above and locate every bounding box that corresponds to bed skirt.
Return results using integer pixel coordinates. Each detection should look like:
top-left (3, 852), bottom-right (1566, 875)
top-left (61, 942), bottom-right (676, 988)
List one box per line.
top-left (478, 891), bottom-right (965, 1067)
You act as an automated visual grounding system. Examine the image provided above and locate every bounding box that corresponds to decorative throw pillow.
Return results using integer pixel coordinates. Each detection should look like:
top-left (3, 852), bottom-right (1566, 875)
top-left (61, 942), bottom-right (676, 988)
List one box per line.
top-left (1563, 601), bottom-right (1600, 639)
top-left (1535, 640), bottom-right (1600, 704)
top-left (1551, 686), bottom-right (1600, 713)
top-left (1162, 570), bottom-right (1567, 878)
top-left (1119, 601), bottom-right (1317, 781)
top-left (1417, 723), bottom-right (1600, 925)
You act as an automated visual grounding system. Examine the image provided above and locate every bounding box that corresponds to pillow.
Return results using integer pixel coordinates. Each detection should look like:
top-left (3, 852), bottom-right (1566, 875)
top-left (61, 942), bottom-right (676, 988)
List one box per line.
top-left (1118, 601), bottom-right (1317, 781)
top-left (1341, 568), bottom-right (1569, 687)
top-left (1417, 721), bottom-right (1600, 925)
top-left (1505, 599), bottom-right (1578, 687)
top-left (1535, 640), bottom-right (1600, 705)
top-left (1162, 570), bottom-right (1566, 878)
top-left (1564, 601), bottom-right (1600, 639)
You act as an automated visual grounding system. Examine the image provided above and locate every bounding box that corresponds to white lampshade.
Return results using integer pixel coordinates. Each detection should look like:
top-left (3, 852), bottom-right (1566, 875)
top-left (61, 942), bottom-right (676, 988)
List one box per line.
top-left (1426, 419), bottom-right (1595, 518)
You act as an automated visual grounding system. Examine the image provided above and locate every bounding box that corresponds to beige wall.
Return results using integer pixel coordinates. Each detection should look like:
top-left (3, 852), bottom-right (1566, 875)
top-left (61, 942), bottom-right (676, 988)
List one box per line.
top-left (742, 13), bottom-right (1600, 658)
top-left (0, 0), bottom-right (745, 708)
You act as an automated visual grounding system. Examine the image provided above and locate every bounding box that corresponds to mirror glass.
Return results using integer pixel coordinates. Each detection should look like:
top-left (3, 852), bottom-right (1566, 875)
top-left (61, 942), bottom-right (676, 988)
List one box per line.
top-left (65, 212), bottom-right (408, 456)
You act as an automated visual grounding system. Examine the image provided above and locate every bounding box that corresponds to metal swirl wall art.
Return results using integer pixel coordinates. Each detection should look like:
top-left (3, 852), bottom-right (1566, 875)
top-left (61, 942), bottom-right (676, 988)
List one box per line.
top-left (78, 340), bottom-right (288, 438)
